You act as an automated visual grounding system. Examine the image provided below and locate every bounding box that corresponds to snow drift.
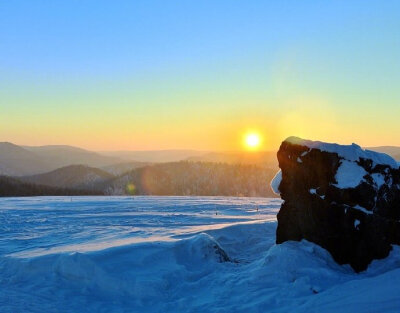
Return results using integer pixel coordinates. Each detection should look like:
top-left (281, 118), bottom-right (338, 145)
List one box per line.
top-left (2, 196), bottom-right (400, 312)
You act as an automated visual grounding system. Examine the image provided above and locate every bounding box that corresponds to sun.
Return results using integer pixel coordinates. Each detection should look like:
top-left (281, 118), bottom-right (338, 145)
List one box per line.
top-left (244, 133), bottom-right (262, 150)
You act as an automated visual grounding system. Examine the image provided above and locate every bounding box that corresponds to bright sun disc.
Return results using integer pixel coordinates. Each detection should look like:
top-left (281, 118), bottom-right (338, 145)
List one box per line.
top-left (245, 133), bottom-right (261, 149)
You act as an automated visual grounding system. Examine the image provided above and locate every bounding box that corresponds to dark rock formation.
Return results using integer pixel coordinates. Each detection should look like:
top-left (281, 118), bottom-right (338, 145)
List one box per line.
top-left (273, 136), bottom-right (400, 272)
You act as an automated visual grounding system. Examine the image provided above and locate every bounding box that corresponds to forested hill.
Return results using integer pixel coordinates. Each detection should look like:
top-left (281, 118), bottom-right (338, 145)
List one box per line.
top-left (106, 162), bottom-right (277, 197)
top-left (3, 162), bottom-right (278, 197)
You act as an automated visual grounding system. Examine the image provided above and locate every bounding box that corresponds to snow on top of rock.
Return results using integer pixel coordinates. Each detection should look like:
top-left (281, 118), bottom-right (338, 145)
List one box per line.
top-left (285, 136), bottom-right (399, 169)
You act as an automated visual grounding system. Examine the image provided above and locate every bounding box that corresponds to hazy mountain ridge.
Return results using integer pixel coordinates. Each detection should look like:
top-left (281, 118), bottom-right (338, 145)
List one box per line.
top-left (0, 142), bottom-right (50, 176)
top-left (22, 145), bottom-right (122, 171)
top-left (100, 149), bottom-right (208, 163)
top-left (0, 142), bottom-right (212, 176)
top-left (0, 142), bottom-right (123, 176)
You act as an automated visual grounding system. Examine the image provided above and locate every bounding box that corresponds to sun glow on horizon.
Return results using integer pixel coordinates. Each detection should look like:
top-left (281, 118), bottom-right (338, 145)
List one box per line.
top-left (244, 133), bottom-right (262, 150)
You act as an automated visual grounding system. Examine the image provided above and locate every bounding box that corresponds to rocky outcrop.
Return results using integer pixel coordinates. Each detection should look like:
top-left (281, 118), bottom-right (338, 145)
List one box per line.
top-left (272, 136), bottom-right (400, 272)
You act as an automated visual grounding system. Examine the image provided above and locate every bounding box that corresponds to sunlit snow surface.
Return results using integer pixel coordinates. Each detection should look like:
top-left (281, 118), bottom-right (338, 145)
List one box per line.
top-left (1, 196), bottom-right (279, 258)
top-left (1, 196), bottom-right (400, 312)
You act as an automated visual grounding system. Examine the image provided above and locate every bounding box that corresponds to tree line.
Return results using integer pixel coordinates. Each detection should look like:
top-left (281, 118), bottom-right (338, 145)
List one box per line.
top-left (106, 161), bottom-right (277, 197)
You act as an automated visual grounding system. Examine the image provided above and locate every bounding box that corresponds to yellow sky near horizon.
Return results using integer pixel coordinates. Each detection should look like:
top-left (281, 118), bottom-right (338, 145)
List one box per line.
top-left (1, 82), bottom-right (399, 152)
top-left (2, 93), bottom-right (399, 152)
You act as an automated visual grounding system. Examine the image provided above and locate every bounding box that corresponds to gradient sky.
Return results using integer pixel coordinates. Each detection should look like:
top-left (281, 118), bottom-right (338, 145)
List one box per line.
top-left (1, 1), bottom-right (399, 151)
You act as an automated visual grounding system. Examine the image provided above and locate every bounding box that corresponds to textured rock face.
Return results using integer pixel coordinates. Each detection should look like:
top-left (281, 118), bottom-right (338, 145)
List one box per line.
top-left (273, 137), bottom-right (400, 272)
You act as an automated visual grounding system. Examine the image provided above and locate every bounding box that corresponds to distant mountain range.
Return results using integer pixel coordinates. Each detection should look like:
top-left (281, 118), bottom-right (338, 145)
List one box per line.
top-left (0, 142), bottom-right (50, 176)
top-left (1, 141), bottom-right (399, 197)
top-left (0, 142), bottom-right (209, 176)
top-left (0, 142), bottom-right (121, 176)
top-left (99, 149), bottom-right (208, 163)
top-left (0, 142), bottom-right (283, 177)
top-left (23, 145), bottom-right (121, 170)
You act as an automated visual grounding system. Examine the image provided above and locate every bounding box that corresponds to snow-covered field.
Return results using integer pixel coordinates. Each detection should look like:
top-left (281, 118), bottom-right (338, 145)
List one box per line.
top-left (1, 196), bottom-right (399, 312)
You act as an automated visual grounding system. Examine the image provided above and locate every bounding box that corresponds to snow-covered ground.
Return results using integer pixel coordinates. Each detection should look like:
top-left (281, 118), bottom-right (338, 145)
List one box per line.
top-left (1, 196), bottom-right (399, 312)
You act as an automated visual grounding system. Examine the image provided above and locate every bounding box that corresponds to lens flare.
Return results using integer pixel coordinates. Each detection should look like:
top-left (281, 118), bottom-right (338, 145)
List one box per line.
top-left (126, 183), bottom-right (136, 195)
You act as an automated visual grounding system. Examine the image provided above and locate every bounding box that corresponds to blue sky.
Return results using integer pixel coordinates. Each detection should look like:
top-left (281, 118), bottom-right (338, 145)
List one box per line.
top-left (1, 1), bottom-right (399, 150)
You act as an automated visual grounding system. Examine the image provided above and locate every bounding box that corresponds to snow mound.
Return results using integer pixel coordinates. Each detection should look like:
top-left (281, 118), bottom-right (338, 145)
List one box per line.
top-left (255, 240), bottom-right (353, 295)
top-left (174, 233), bottom-right (231, 268)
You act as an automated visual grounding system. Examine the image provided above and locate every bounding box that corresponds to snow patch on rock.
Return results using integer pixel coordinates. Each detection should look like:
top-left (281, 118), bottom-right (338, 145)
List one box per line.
top-left (270, 170), bottom-right (282, 195)
top-left (334, 160), bottom-right (367, 189)
top-left (371, 173), bottom-right (386, 189)
top-left (353, 205), bottom-right (373, 215)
